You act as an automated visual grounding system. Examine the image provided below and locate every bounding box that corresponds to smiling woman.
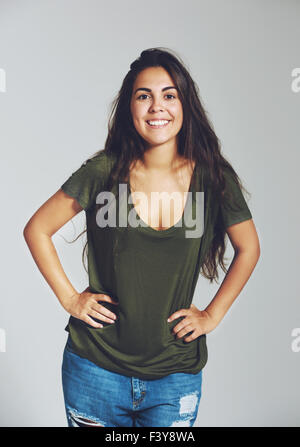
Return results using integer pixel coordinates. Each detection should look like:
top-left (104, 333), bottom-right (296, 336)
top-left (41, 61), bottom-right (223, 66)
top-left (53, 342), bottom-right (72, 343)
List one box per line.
top-left (130, 69), bottom-right (183, 144)
top-left (23, 47), bottom-right (260, 428)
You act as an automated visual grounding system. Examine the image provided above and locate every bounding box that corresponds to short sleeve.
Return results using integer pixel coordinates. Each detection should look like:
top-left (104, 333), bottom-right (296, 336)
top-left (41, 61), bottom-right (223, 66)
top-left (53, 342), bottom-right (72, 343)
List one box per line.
top-left (220, 167), bottom-right (252, 228)
top-left (60, 154), bottom-right (106, 211)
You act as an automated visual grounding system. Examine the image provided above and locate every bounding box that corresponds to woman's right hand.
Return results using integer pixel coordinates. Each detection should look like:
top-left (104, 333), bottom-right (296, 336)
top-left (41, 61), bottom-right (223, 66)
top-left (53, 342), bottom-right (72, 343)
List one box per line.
top-left (63, 286), bottom-right (119, 328)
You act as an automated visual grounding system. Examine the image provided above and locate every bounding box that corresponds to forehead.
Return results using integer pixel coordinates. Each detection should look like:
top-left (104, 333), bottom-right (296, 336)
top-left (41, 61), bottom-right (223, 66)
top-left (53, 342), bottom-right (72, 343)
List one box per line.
top-left (133, 66), bottom-right (174, 88)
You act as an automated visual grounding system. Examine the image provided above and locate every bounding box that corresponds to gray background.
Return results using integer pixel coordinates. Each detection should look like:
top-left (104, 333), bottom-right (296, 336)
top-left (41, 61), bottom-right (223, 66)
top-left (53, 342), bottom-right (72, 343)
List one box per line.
top-left (0, 0), bottom-right (299, 427)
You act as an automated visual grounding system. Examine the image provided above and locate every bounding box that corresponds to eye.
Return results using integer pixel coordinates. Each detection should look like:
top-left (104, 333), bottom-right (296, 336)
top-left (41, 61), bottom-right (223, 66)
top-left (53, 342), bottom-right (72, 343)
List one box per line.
top-left (137, 94), bottom-right (149, 100)
top-left (136, 94), bottom-right (176, 100)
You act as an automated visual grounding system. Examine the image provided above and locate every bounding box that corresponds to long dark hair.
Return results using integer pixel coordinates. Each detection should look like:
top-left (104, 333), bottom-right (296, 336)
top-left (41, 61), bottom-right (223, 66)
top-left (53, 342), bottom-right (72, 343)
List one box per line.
top-left (69, 47), bottom-right (250, 283)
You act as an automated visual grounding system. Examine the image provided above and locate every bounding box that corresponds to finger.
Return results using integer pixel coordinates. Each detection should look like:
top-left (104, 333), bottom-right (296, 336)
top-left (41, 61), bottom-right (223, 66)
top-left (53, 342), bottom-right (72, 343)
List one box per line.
top-left (89, 308), bottom-right (116, 324)
top-left (96, 294), bottom-right (119, 305)
top-left (93, 303), bottom-right (117, 321)
top-left (84, 315), bottom-right (103, 328)
top-left (175, 323), bottom-right (194, 339)
top-left (167, 308), bottom-right (189, 322)
top-left (184, 330), bottom-right (199, 342)
top-left (172, 319), bottom-right (189, 335)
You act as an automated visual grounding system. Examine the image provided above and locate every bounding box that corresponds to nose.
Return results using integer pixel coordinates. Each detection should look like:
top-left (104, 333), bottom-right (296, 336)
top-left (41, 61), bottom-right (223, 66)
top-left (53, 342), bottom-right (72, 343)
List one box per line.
top-left (149, 98), bottom-right (164, 113)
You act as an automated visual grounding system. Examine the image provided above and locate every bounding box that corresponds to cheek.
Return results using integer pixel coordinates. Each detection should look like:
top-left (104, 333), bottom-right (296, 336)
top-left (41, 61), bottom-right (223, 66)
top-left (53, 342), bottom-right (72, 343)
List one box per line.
top-left (131, 105), bottom-right (144, 124)
top-left (130, 102), bottom-right (136, 119)
top-left (170, 103), bottom-right (183, 120)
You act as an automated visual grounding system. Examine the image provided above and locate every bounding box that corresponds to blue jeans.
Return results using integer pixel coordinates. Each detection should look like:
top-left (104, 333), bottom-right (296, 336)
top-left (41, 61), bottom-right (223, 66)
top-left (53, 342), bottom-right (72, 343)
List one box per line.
top-left (61, 335), bottom-right (203, 427)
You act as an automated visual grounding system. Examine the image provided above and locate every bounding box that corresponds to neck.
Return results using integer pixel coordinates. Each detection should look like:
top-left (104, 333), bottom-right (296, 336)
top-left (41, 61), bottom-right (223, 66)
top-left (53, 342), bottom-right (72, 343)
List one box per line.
top-left (141, 140), bottom-right (183, 173)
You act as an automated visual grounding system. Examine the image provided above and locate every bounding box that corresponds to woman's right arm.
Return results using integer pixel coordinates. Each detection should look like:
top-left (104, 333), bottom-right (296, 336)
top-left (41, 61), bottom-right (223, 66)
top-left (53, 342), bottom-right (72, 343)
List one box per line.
top-left (23, 189), bottom-right (119, 327)
top-left (23, 188), bottom-right (85, 309)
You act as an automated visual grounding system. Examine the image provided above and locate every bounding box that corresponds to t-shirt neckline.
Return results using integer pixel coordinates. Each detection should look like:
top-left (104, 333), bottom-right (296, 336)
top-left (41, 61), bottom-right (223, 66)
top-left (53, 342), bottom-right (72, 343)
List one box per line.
top-left (126, 163), bottom-right (197, 236)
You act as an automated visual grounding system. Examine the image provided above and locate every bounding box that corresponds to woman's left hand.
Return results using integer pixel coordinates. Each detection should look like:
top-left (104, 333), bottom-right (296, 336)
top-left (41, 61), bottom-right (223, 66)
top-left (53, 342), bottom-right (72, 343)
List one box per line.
top-left (167, 304), bottom-right (219, 342)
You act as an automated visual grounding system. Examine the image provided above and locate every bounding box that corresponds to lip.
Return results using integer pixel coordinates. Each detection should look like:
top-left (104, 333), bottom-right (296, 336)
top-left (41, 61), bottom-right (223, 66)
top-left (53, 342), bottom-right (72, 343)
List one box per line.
top-left (146, 120), bottom-right (171, 129)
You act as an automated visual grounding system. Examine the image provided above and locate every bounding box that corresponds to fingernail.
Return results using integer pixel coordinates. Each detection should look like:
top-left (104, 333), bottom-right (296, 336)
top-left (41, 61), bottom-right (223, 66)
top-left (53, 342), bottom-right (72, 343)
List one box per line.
top-left (167, 318), bottom-right (170, 322)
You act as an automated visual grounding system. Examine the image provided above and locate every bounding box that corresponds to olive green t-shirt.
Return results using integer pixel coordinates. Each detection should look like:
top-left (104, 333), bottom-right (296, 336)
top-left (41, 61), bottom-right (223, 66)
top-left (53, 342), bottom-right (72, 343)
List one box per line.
top-left (60, 150), bottom-right (252, 380)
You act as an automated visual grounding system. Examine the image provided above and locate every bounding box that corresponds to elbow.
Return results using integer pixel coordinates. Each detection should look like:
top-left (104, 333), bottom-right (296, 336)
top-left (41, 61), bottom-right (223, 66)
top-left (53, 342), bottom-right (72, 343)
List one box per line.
top-left (256, 243), bottom-right (261, 260)
top-left (251, 244), bottom-right (261, 270)
top-left (23, 219), bottom-right (51, 241)
top-left (23, 218), bottom-right (36, 241)
top-left (234, 241), bottom-right (261, 262)
top-left (253, 238), bottom-right (261, 261)
top-left (23, 223), bottom-right (31, 242)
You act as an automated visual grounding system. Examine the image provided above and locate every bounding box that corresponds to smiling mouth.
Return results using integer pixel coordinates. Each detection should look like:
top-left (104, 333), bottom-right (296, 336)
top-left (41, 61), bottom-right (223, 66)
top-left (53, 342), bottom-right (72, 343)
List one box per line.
top-left (146, 120), bottom-right (171, 129)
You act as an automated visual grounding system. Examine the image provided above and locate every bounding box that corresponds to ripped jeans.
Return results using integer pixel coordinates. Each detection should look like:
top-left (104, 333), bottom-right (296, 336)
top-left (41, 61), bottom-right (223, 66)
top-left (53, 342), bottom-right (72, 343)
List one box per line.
top-left (61, 335), bottom-right (203, 427)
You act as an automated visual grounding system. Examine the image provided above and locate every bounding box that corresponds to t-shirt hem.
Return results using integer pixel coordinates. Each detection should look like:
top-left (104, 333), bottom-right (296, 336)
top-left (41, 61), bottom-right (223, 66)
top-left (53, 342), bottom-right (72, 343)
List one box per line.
top-left (64, 323), bottom-right (208, 380)
top-left (60, 184), bottom-right (88, 211)
top-left (224, 212), bottom-right (252, 229)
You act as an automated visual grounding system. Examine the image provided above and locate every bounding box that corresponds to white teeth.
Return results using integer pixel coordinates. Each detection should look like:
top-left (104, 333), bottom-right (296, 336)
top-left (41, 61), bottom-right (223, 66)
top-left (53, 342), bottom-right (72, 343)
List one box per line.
top-left (147, 120), bottom-right (169, 125)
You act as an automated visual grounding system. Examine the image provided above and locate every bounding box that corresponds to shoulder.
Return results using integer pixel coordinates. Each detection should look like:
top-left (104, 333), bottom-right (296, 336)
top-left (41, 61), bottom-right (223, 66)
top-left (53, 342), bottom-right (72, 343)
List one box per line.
top-left (222, 164), bottom-right (238, 182)
top-left (79, 150), bottom-right (117, 179)
top-left (61, 150), bottom-right (118, 211)
top-left (200, 163), bottom-right (245, 205)
top-left (83, 149), bottom-right (116, 170)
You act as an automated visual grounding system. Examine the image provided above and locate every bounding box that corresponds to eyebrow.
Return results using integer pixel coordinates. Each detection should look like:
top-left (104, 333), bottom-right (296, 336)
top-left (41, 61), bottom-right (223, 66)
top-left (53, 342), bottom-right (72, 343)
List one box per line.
top-left (133, 86), bottom-right (178, 95)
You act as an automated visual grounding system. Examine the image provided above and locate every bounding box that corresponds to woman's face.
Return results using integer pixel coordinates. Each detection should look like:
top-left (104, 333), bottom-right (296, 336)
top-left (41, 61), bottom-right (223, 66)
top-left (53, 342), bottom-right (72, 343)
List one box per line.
top-left (130, 66), bottom-right (183, 149)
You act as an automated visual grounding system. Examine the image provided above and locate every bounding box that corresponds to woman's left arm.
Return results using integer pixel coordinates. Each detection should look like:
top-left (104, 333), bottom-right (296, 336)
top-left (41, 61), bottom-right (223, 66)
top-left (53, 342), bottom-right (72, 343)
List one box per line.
top-left (203, 218), bottom-right (260, 325)
top-left (168, 219), bottom-right (260, 342)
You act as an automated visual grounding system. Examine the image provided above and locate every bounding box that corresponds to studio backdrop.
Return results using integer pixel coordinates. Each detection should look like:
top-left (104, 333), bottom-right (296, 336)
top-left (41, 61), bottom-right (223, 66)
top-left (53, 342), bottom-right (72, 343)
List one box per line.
top-left (0, 0), bottom-right (299, 427)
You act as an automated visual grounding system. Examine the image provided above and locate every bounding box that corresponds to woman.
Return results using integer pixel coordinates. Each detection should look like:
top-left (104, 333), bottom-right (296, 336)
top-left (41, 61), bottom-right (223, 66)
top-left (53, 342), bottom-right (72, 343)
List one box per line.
top-left (23, 48), bottom-right (260, 427)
